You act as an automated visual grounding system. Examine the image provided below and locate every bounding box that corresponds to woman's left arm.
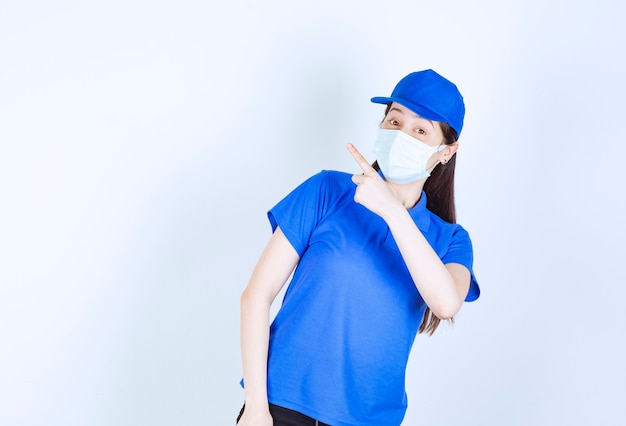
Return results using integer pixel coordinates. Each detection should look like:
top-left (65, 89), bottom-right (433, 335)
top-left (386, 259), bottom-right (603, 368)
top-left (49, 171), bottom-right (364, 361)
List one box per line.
top-left (348, 143), bottom-right (469, 319)
top-left (384, 208), bottom-right (470, 319)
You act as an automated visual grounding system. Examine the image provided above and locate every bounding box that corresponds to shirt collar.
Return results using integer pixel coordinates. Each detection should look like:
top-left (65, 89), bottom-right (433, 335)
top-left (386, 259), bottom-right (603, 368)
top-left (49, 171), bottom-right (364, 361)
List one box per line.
top-left (407, 190), bottom-right (431, 232)
top-left (376, 169), bottom-right (431, 232)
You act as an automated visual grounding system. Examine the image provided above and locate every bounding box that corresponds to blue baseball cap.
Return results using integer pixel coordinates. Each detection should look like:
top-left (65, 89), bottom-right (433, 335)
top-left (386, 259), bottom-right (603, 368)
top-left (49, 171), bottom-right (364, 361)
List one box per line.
top-left (371, 69), bottom-right (465, 137)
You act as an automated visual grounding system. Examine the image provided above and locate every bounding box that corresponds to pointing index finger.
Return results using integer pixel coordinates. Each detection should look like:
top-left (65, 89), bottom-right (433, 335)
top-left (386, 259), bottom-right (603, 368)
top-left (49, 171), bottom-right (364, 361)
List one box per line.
top-left (346, 143), bottom-right (376, 175)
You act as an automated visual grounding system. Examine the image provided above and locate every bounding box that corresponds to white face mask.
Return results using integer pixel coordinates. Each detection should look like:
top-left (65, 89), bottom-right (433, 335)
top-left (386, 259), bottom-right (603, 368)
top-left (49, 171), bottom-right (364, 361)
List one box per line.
top-left (372, 129), bottom-right (446, 184)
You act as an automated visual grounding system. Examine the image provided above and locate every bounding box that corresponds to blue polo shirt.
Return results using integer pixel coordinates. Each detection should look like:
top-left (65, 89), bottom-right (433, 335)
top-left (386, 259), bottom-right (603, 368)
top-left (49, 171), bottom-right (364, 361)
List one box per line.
top-left (264, 170), bottom-right (479, 426)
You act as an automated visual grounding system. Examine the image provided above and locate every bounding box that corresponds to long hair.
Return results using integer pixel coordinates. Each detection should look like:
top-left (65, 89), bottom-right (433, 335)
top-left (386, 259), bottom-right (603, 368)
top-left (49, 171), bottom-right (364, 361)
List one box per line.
top-left (374, 103), bottom-right (460, 335)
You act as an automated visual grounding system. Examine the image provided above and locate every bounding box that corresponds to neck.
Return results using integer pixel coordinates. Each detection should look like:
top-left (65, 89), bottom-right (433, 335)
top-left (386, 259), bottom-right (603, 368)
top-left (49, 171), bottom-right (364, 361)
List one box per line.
top-left (386, 179), bottom-right (426, 209)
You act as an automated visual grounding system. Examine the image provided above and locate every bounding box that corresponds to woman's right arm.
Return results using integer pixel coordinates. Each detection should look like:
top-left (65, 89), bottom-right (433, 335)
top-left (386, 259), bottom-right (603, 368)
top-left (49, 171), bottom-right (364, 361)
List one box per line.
top-left (238, 226), bottom-right (299, 425)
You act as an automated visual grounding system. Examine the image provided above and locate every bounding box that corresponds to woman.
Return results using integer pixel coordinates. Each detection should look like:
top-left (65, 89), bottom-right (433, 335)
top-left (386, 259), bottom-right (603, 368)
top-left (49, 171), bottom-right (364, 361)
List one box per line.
top-left (238, 69), bottom-right (480, 426)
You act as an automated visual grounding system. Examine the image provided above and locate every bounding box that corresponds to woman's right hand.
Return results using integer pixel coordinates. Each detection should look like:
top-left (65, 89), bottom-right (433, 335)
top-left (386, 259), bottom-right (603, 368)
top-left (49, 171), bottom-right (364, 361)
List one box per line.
top-left (236, 407), bottom-right (273, 426)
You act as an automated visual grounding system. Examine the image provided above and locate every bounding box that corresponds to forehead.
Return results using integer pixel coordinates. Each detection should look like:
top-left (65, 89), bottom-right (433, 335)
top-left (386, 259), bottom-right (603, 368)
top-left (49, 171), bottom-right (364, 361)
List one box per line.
top-left (388, 102), bottom-right (437, 128)
top-left (389, 102), bottom-right (424, 119)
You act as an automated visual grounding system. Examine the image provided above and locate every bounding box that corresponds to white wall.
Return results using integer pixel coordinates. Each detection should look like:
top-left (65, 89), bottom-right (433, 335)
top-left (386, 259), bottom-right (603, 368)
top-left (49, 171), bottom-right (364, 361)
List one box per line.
top-left (1, 1), bottom-right (624, 425)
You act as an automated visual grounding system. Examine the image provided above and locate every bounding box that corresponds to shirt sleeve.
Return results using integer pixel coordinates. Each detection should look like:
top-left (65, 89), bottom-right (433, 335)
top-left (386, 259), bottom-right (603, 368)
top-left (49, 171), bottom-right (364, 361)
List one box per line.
top-left (442, 225), bottom-right (480, 302)
top-left (267, 171), bottom-right (330, 257)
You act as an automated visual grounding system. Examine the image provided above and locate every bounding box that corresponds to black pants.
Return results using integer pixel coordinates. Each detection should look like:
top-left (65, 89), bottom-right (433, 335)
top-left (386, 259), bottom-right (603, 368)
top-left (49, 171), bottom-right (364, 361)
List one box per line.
top-left (236, 403), bottom-right (331, 426)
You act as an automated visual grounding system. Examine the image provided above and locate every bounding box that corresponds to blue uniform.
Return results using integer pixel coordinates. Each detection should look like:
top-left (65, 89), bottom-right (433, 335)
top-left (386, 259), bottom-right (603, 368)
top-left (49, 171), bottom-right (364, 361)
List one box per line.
top-left (262, 170), bottom-right (479, 426)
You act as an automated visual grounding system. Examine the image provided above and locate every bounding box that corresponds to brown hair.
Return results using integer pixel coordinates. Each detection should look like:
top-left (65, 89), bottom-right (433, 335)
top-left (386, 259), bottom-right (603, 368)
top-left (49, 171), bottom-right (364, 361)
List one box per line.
top-left (374, 103), bottom-right (459, 335)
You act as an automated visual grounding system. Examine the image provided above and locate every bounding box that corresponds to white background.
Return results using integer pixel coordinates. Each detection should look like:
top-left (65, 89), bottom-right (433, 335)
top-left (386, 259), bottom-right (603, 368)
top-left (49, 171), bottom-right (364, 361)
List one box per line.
top-left (1, 1), bottom-right (625, 425)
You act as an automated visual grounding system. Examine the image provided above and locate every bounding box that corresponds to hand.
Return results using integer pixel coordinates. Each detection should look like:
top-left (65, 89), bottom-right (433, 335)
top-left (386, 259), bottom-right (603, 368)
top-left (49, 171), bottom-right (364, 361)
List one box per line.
top-left (347, 143), bottom-right (402, 219)
top-left (236, 406), bottom-right (273, 426)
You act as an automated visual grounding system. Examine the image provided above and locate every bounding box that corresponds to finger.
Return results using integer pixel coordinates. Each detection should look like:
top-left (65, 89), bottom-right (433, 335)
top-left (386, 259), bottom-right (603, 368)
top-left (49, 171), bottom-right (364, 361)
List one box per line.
top-left (351, 174), bottom-right (365, 185)
top-left (346, 143), bottom-right (376, 175)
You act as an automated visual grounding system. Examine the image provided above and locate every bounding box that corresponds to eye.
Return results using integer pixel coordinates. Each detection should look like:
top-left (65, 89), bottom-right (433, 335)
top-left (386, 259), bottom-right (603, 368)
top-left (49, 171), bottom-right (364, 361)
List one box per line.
top-left (415, 128), bottom-right (426, 135)
top-left (387, 118), bottom-right (400, 126)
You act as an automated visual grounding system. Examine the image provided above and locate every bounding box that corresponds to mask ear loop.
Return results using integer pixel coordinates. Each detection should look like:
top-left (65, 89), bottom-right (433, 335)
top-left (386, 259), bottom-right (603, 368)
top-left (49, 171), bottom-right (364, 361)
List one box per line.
top-left (436, 141), bottom-right (457, 166)
top-left (428, 143), bottom-right (453, 170)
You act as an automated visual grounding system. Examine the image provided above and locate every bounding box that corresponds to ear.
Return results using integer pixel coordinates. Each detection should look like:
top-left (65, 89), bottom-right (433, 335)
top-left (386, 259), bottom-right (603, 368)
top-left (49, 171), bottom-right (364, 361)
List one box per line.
top-left (439, 142), bottom-right (459, 165)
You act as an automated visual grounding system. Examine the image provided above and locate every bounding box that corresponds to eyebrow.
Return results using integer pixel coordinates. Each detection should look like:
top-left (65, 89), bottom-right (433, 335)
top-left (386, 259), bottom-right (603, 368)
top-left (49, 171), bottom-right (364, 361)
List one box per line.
top-left (389, 107), bottom-right (435, 131)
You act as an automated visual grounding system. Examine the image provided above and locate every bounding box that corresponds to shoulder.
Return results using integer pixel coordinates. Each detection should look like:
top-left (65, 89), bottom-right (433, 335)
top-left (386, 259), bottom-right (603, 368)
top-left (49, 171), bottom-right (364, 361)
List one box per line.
top-left (428, 212), bottom-right (467, 233)
top-left (300, 170), bottom-right (355, 196)
top-left (424, 210), bottom-right (473, 249)
top-left (313, 169), bottom-right (354, 183)
top-left (274, 170), bottom-right (355, 213)
top-left (439, 215), bottom-right (471, 239)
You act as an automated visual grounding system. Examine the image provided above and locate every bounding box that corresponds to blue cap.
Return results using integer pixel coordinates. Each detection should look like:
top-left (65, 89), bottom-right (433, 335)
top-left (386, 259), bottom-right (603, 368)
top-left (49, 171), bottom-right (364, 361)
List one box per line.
top-left (371, 69), bottom-right (465, 137)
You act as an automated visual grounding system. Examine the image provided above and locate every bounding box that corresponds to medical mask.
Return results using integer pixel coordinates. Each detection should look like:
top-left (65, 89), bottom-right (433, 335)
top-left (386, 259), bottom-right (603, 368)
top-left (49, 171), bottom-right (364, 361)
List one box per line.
top-left (372, 129), bottom-right (446, 184)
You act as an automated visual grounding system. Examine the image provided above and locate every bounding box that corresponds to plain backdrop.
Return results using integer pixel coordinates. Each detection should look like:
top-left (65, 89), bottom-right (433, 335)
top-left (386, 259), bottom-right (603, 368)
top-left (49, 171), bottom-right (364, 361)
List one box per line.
top-left (1, 1), bottom-right (625, 425)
